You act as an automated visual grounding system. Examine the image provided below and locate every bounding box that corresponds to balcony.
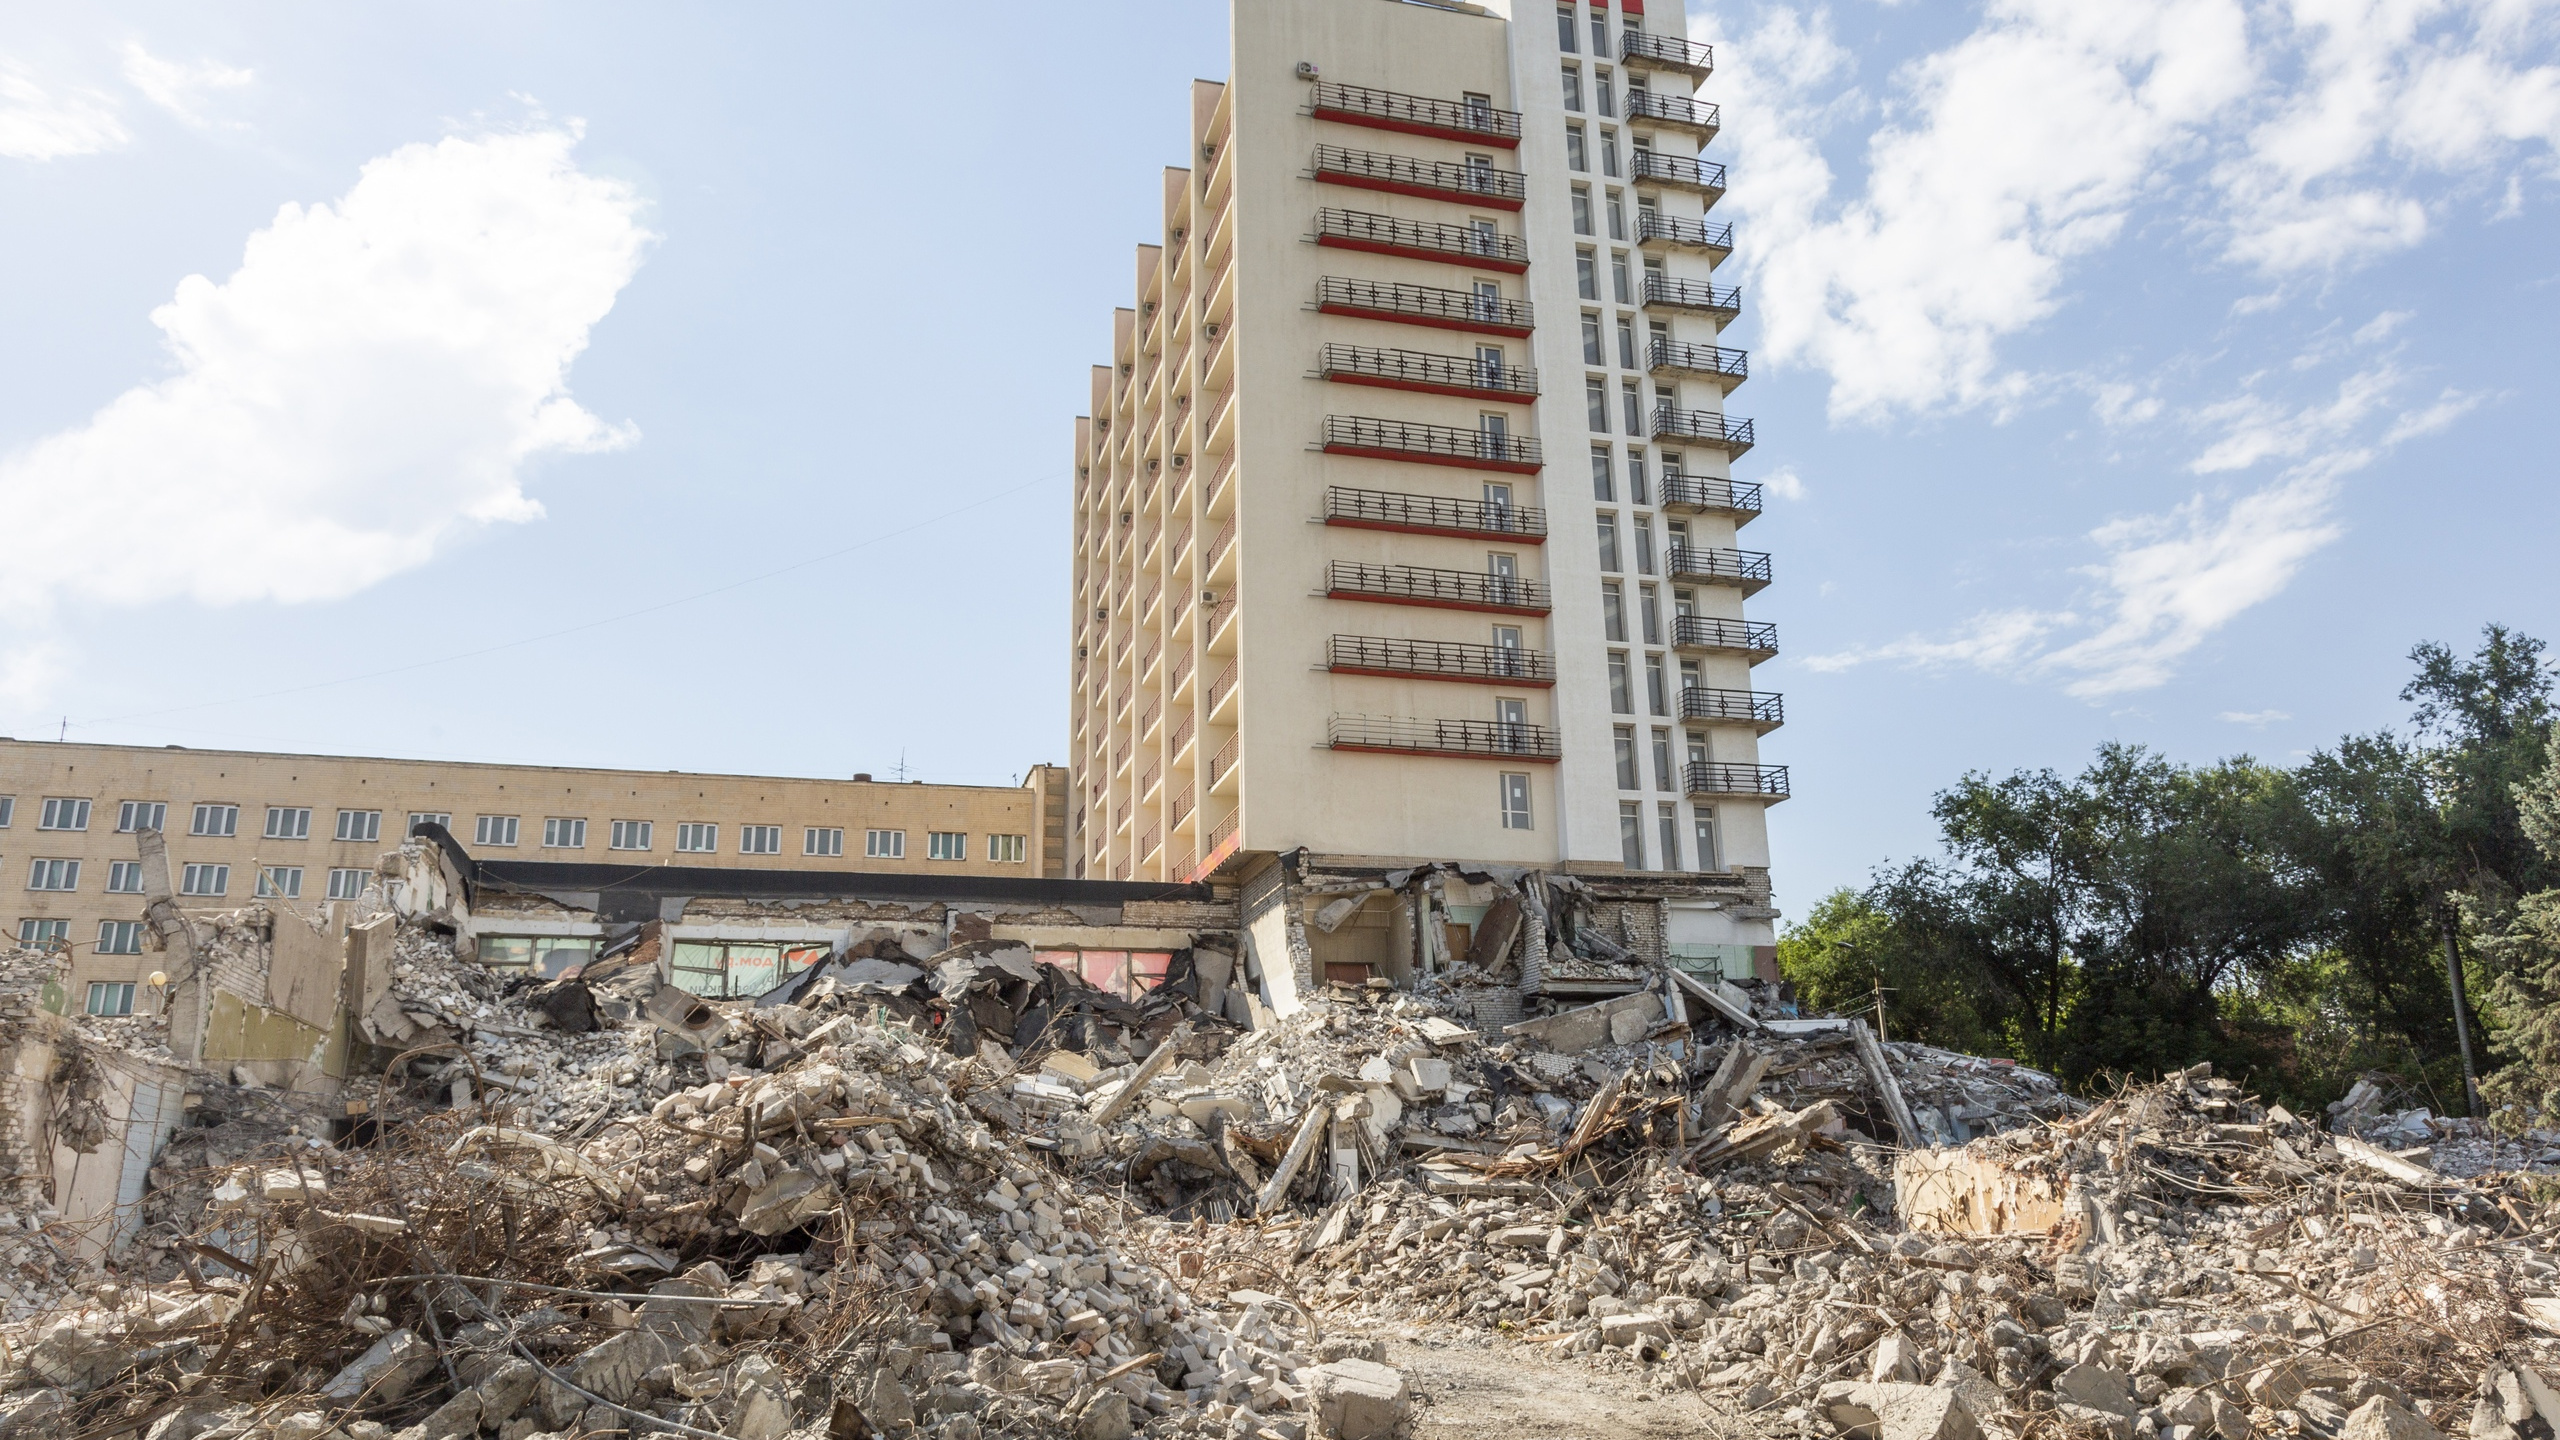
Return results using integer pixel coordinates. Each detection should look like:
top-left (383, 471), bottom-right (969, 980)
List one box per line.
top-left (1326, 560), bottom-right (1551, 615)
top-left (1328, 714), bottom-right (1562, 762)
top-left (1660, 474), bottom-right (1763, 522)
top-left (1208, 732), bottom-right (1240, 787)
top-left (1315, 208), bottom-right (1528, 273)
top-left (1625, 90), bottom-right (1721, 140)
top-left (1311, 144), bottom-right (1527, 211)
top-left (1678, 686), bottom-right (1785, 733)
top-left (1319, 414), bottom-right (1543, 474)
top-left (1648, 338), bottom-right (1748, 388)
top-left (1324, 485), bottom-right (1547, 542)
top-left (1328, 634), bottom-right (1557, 687)
top-left (1642, 273), bottom-right (1742, 322)
top-left (1308, 80), bottom-right (1524, 148)
top-left (1621, 30), bottom-right (1716, 78)
top-left (1685, 762), bottom-right (1790, 801)
top-left (1651, 406), bottom-right (1755, 456)
top-left (1629, 150), bottom-right (1728, 203)
top-left (1316, 276), bottom-right (1534, 338)
top-left (1317, 342), bottom-right (1538, 402)
top-left (1666, 545), bottom-right (1773, 595)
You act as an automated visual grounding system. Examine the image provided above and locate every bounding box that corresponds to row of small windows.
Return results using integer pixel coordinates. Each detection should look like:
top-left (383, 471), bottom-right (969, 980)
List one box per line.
top-left (0, 799), bottom-right (380, 841)
top-left (14, 918), bottom-right (148, 958)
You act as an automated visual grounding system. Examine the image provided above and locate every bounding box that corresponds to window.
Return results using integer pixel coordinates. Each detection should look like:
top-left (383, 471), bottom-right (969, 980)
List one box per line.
top-left (1602, 581), bottom-right (1627, 641)
top-left (740, 825), bottom-right (782, 855)
top-left (610, 819), bottom-right (653, 851)
top-left (865, 828), bottom-right (906, 859)
top-left (264, 806), bottom-right (311, 841)
top-left (27, 859), bottom-right (78, 891)
top-left (1596, 513), bottom-right (1621, 572)
top-left (1622, 379), bottom-right (1643, 435)
top-left (1600, 130), bottom-right (1620, 178)
top-left (1592, 7), bottom-right (1610, 54)
top-left (1620, 802), bottom-right (1646, 868)
top-left (474, 815), bottom-right (520, 847)
top-left (327, 868), bottom-right (370, 900)
top-left (1561, 65), bottom-right (1583, 110)
top-left (1641, 585), bottom-right (1662, 644)
top-left (38, 798), bottom-right (90, 832)
top-left (0, 797), bottom-right (12, 828)
top-left (1571, 186), bottom-right (1593, 235)
top-left (1558, 2), bottom-right (1577, 52)
top-left (1575, 250), bottom-right (1597, 300)
top-left (1471, 279), bottom-right (1503, 322)
top-left (1565, 123), bottom-right (1587, 171)
top-left (1611, 253), bottom-right (1632, 304)
top-left (1660, 805), bottom-right (1683, 871)
top-left (805, 827), bottom-right (844, 857)
top-left (408, 812), bottom-right (451, 835)
top-left (1614, 727), bottom-right (1641, 789)
top-left (1653, 729), bottom-right (1676, 790)
top-left (669, 940), bottom-right (827, 1000)
top-left (1597, 67), bottom-right (1616, 117)
top-left (85, 982), bottom-right (136, 1017)
top-left (542, 817), bottom-right (587, 849)
top-left (1629, 452), bottom-right (1650, 505)
top-left (97, 922), bottom-right (145, 958)
top-left (1647, 655), bottom-right (1669, 714)
top-left (1694, 808), bottom-right (1720, 871)
top-left (191, 804), bottom-right (238, 837)
top-left (1488, 550), bottom-right (1521, 603)
top-left (256, 866), bottom-right (303, 899)
top-left (1608, 652), bottom-right (1633, 713)
top-left (17, 919), bottom-right (67, 946)
top-left (927, 831), bottom-right (967, 862)
top-left (1469, 217), bottom-right (1502, 257)
top-left (1589, 445), bottom-right (1615, 501)
top-left (1635, 515), bottom-right (1656, 573)
top-left (988, 833), bottom-right (1028, 864)
top-left (181, 864), bottom-right (229, 897)
top-left (1607, 190), bottom-right (1626, 240)
top-left (1580, 313), bottom-right (1603, 363)
top-left (676, 823), bottom-right (718, 853)
top-left (1464, 153), bottom-right (1497, 194)
top-left (1585, 375), bottom-right (1609, 430)
top-left (1496, 697), bottom-right (1531, 751)
top-left (479, 935), bottom-right (602, 980)
top-left (1465, 91), bottom-right (1494, 130)
top-left (335, 809), bottom-right (381, 843)
top-left (107, 861), bottom-right (144, 894)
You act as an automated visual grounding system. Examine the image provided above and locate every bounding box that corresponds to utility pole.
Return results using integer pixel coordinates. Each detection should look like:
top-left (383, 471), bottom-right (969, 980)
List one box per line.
top-left (2441, 906), bottom-right (2484, 1118)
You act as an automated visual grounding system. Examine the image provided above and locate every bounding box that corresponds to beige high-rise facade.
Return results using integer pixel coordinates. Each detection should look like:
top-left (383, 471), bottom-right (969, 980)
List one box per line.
top-left (1068, 0), bottom-right (1782, 932)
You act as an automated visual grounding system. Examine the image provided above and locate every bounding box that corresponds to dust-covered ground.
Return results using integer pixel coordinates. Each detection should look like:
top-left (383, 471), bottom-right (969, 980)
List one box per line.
top-left (1387, 1332), bottom-right (1761, 1440)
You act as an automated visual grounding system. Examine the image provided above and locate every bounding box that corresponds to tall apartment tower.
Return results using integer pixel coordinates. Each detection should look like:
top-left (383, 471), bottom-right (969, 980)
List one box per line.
top-left (1067, 0), bottom-right (1784, 934)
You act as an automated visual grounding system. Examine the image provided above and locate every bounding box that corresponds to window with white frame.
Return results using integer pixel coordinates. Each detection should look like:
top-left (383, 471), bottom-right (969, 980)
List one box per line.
top-left (987, 834), bottom-right (1027, 864)
top-left (1500, 772), bottom-right (1534, 830)
top-left (327, 868), bottom-right (370, 900)
top-left (38, 797), bottom-right (90, 831)
top-left (865, 829), bottom-right (906, 860)
top-left (676, 823), bottom-right (717, 853)
top-left (927, 831), bottom-right (967, 862)
top-left (474, 815), bottom-right (519, 847)
top-left (106, 861), bottom-right (143, 894)
top-left (256, 866), bottom-right (303, 899)
top-left (610, 820), bottom-right (652, 851)
top-left (0, 797), bottom-right (13, 827)
top-left (27, 859), bottom-right (77, 891)
top-left (119, 800), bottom-right (166, 833)
top-left (739, 825), bottom-right (782, 856)
top-left (1619, 801), bottom-right (1646, 868)
top-left (97, 921), bottom-right (144, 956)
top-left (336, 809), bottom-right (381, 843)
top-left (805, 827), bottom-right (843, 858)
top-left (264, 806), bottom-right (311, 840)
top-left (542, 817), bottom-right (587, 849)
top-left (181, 864), bottom-right (229, 897)
top-left (408, 812), bottom-right (451, 835)
top-left (192, 804), bottom-right (238, 837)
top-left (17, 919), bottom-right (66, 946)
top-left (85, 982), bottom-right (135, 1017)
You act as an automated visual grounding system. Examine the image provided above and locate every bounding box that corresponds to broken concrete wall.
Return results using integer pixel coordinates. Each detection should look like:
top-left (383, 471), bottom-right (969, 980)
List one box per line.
top-left (1893, 1142), bottom-right (2072, 1235)
top-left (1240, 859), bottom-right (1307, 1020)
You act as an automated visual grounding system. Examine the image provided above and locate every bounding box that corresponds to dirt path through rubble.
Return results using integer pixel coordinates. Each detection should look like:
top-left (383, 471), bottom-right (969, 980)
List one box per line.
top-left (1388, 1335), bottom-right (1760, 1440)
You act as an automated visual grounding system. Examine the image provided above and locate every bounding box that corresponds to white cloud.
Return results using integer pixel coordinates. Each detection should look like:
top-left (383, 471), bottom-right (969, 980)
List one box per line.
top-left (0, 127), bottom-right (649, 640)
top-left (0, 56), bottom-right (126, 160)
top-left (2188, 362), bottom-right (2398, 472)
top-left (2219, 708), bottom-right (2291, 725)
top-left (120, 43), bottom-right (252, 129)
top-left (1761, 465), bottom-right (1809, 500)
top-left (1803, 608), bottom-right (2068, 673)
top-left (2092, 382), bottom-right (2165, 427)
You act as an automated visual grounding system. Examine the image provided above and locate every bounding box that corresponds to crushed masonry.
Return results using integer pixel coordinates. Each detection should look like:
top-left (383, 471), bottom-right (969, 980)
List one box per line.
top-left (6, 842), bottom-right (2560, 1439)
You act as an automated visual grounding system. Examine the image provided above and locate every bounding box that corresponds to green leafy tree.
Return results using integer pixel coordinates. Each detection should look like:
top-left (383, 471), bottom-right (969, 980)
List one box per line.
top-left (1775, 887), bottom-right (2000, 1056)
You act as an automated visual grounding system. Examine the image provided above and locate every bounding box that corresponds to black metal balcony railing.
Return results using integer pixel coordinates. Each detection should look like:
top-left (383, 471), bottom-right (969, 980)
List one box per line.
top-left (1643, 273), bottom-right (1743, 318)
top-left (1317, 276), bottom-right (1535, 334)
top-left (1637, 212), bottom-right (1735, 255)
top-left (1650, 406), bottom-right (1756, 454)
top-left (1621, 30), bottom-right (1717, 77)
top-left (1667, 544), bottom-right (1774, 592)
top-left (1315, 207), bottom-right (1530, 270)
top-left (1309, 81), bottom-right (1525, 145)
top-left (1686, 762), bottom-right (1789, 799)
top-left (1672, 615), bottom-right (1780, 658)
top-left (1330, 714), bottom-right (1563, 761)
top-left (1328, 634), bottom-right (1559, 685)
top-left (1317, 342), bottom-right (1540, 400)
top-left (1624, 90), bottom-right (1721, 137)
top-left (1311, 144), bottom-right (1529, 207)
top-left (1678, 686), bottom-right (1785, 729)
top-left (1648, 339), bottom-right (1748, 383)
top-left (1320, 414), bottom-right (1544, 470)
top-left (1324, 485), bottom-right (1547, 540)
top-left (1326, 561), bottom-right (1552, 613)
top-left (1660, 474), bottom-right (1763, 518)
top-left (1629, 150), bottom-right (1729, 197)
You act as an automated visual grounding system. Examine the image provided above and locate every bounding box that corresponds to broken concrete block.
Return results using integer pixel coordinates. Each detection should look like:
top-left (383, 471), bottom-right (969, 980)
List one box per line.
top-left (1818, 1383), bottom-right (1986, 1440)
top-left (2344, 1397), bottom-right (2445, 1440)
top-left (322, 1330), bottom-right (439, 1404)
top-left (737, 1170), bottom-right (835, 1236)
top-left (1042, 1050), bottom-right (1103, 1088)
top-left (1309, 1359), bottom-right (1409, 1440)
top-left (2055, 1363), bottom-right (2137, 1417)
top-left (1598, 1311), bottom-right (1670, 1348)
top-left (1075, 1391), bottom-right (1134, 1440)
top-left (1175, 1092), bottom-right (1252, 1127)
top-left (723, 1384), bottom-right (792, 1440)
top-left (2055, 1404), bottom-right (2135, 1440)
top-left (1869, 1334), bottom-right (1919, 1383)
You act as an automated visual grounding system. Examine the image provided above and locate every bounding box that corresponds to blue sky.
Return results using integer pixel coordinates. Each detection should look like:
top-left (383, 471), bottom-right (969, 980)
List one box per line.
top-left (2, 1), bottom-right (2556, 916)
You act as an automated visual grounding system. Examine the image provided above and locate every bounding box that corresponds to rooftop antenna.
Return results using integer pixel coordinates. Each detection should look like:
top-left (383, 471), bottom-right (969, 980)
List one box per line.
top-left (59, 716), bottom-right (68, 741)
top-left (890, 749), bottom-right (911, 783)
